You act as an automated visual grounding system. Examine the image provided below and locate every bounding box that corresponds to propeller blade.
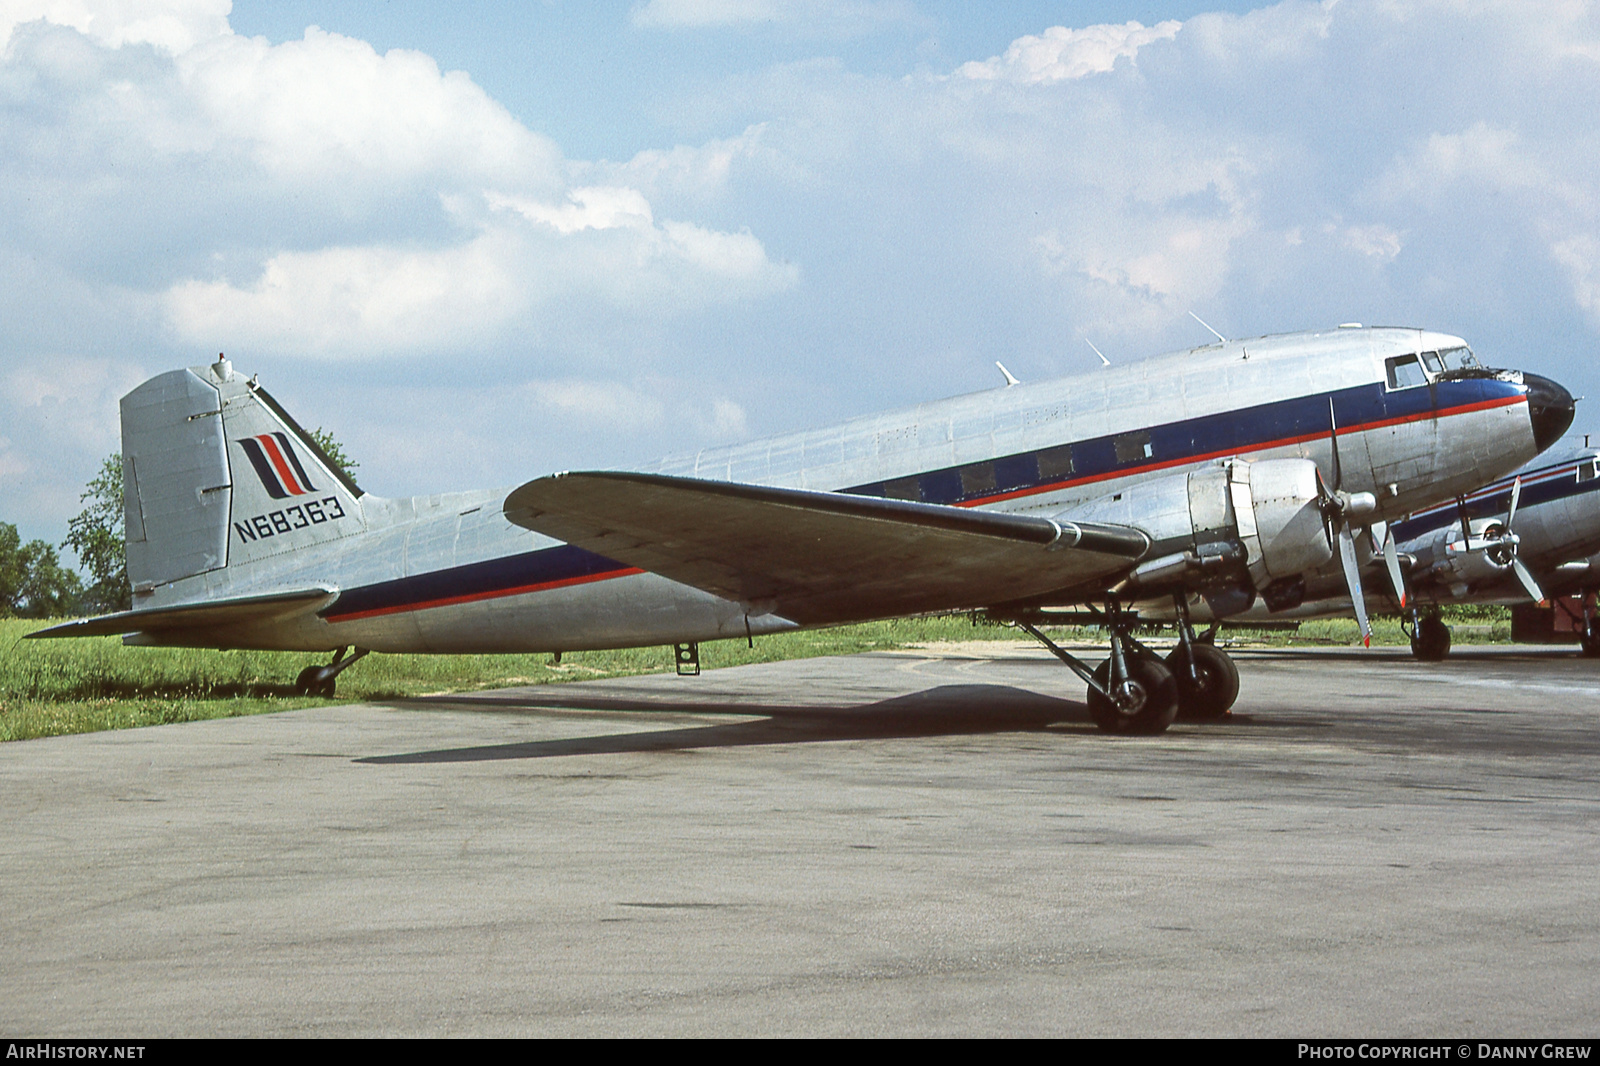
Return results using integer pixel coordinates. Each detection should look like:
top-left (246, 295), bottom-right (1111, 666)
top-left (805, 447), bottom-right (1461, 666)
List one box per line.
top-left (1512, 557), bottom-right (1548, 606)
top-left (1315, 468), bottom-right (1337, 550)
top-left (1337, 523), bottom-right (1373, 647)
top-left (1456, 495), bottom-right (1473, 551)
top-left (1371, 520), bottom-right (1408, 609)
top-left (1328, 398), bottom-right (1342, 492)
top-left (1506, 476), bottom-right (1522, 528)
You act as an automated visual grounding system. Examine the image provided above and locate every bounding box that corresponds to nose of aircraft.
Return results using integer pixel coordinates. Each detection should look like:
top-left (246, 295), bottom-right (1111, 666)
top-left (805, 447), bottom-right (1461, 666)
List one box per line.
top-left (1523, 372), bottom-right (1576, 452)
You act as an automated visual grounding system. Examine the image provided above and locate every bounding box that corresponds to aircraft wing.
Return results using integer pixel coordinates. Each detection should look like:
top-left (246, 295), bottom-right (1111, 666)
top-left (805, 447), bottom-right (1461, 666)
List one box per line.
top-left (25, 587), bottom-right (337, 639)
top-left (504, 472), bottom-right (1149, 626)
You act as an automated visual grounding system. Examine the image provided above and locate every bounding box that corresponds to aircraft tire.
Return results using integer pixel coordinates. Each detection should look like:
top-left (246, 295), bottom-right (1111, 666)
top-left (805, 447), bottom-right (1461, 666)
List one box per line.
top-left (1411, 616), bottom-right (1451, 661)
top-left (1087, 658), bottom-right (1179, 735)
top-left (1581, 624), bottom-right (1600, 658)
top-left (295, 666), bottom-right (321, 696)
top-left (295, 666), bottom-right (337, 698)
top-left (1166, 644), bottom-right (1240, 720)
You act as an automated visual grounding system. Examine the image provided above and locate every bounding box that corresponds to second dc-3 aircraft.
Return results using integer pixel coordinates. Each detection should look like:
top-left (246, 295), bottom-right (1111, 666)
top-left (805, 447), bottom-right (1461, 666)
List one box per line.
top-left (1167, 438), bottom-right (1600, 660)
top-left (30, 325), bottom-right (1575, 734)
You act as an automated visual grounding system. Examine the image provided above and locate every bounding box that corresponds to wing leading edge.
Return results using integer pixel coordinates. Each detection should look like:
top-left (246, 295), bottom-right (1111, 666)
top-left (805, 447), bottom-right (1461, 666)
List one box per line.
top-left (504, 472), bottom-right (1150, 626)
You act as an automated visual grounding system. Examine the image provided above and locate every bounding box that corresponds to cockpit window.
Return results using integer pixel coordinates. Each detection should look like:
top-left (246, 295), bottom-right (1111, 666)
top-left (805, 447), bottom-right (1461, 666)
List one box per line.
top-left (1438, 346), bottom-right (1480, 371)
top-left (1385, 354), bottom-right (1429, 390)
top-left (1420, 351), bottom-right (1445, 375)
top-left (1579, 458), bottom-right (1599, 484)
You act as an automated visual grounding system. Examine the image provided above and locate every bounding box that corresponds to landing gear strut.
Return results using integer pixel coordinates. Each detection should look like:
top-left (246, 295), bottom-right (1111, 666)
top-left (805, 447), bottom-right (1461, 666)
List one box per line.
top-left (1017, 600), bottom-right (1180, 735)
top-left (1574, 594), bottom-right (1600, 658)
top-left (1406, 609), bottom-right (1451, 661)
top-left (295, 646), bottom-right (369, 697)
top-left (1164, 594), bottom-right (1240, 720)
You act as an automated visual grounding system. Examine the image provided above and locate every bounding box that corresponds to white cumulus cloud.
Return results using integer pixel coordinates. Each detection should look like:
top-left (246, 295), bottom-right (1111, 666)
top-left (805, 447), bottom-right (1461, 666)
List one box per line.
top-left (0, 0), bottom-right (229, 54)
top-left (955, 20), bottom-right (1181, 84)
top-left (175, 27), bottom-right (563, 192)
top-left (161, 189), bottom-right (796, 357)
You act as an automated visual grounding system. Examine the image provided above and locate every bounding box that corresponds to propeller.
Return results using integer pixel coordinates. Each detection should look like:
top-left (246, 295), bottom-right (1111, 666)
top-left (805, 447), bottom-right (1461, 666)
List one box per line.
top-left (1318, 399), bottom-right (1378, 646)
top-left (1448, 477), bottom-right (1547, 605)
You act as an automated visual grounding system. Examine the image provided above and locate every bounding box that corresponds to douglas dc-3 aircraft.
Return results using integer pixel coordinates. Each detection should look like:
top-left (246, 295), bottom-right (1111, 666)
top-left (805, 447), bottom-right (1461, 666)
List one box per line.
top-left (29, 326), bottom-right (1575, 734)
top-left (1171, 439), bottom-right (1600, 660)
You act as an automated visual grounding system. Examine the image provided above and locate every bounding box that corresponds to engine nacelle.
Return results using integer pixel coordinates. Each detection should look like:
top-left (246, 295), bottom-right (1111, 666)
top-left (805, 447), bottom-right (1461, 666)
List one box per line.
top-left (1406, 520), bottom-right (1513, 594)
top-left (1230, 458), bottom-right (1336, 587)
top-left (1056, 458), bottom-right (1333, 602)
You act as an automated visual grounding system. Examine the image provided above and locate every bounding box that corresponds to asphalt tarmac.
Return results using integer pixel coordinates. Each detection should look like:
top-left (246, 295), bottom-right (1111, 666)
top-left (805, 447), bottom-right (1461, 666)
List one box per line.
top-left (2, 642), bottom-right (1597, 1037)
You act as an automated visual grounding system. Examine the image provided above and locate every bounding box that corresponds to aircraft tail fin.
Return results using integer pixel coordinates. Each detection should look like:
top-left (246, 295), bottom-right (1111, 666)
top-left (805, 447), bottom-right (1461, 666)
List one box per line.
top-left (121, 357), bottom-right (366, 599)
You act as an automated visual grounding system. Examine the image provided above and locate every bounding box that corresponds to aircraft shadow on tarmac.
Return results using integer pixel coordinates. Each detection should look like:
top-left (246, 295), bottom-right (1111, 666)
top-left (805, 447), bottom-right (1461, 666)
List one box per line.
top-left (360, 683), bottom-right (1118, 765)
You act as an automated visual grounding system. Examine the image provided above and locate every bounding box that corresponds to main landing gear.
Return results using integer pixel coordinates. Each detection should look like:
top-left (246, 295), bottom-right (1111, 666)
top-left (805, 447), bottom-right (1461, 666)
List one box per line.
top-left (1165, 594), bottom-right (1240, 721)
top-left (1015, 596), bottom-right (1240, 734)
top-left (294, 646), bottom-right (370, 697)
top-left (1404, 609), bottom-right (1451, 661)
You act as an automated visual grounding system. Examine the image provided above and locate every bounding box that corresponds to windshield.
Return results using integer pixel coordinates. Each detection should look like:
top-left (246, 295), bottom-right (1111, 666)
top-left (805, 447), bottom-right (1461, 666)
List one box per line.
top-left (1438, 346), bottom-right (1480, 371)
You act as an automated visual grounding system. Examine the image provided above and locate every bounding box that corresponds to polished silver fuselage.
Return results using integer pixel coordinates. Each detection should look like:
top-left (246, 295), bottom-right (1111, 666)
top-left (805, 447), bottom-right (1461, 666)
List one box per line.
top-left (132, 328), bottom-right (1550, 652)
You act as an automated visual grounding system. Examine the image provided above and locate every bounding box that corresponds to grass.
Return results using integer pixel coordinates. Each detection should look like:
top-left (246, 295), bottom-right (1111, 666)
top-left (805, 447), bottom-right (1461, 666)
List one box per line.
top-left (0, 607), bottom-right (1511, 743)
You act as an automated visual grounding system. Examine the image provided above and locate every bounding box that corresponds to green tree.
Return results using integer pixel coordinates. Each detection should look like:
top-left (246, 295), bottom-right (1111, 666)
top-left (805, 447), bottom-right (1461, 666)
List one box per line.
top-left (63, 453), bottom-right (131, 613)
top-left (308, 427), bottom-right (359, 482)
top-left (0, 522), bottom-right (83, 618)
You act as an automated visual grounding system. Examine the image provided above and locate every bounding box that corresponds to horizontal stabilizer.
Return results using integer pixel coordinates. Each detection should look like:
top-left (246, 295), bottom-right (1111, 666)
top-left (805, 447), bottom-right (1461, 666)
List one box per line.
top-left (504, 472), bottom-right (1148, 626)
top-left (25, 587), bottom-right (337, 639)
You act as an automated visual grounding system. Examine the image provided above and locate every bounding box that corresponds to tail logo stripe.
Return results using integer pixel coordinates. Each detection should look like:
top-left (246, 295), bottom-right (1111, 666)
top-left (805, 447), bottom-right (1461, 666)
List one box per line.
top-left (258, 434), bottom-right (309, 495)
top-left (237, 434), bottom-right (319, 498)
top-left (273, 432), bottom-right (319, 494)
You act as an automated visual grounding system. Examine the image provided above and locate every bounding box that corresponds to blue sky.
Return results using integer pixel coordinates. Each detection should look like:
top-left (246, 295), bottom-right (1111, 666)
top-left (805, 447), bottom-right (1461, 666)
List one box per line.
top-left (226, 2), bottom-right (1261, 158)
top-left (3, 0), bottom-right (1599, 552)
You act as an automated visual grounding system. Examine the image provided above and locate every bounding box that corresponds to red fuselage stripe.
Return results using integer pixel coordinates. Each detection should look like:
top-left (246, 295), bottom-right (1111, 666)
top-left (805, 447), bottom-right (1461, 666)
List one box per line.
top-left (324, 566), bottom-right (646, 622)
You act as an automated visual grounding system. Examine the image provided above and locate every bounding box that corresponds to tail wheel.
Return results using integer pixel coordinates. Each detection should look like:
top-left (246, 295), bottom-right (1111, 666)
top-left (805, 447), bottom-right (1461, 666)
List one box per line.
top-left (1411, 616), bottom-right (1451, 661)
top-left (1087, 657), bottom-right (1179, 735)
top-left (1165, 644), bottom-right (1240, 720)
top-left (295, 666), bottom-right (336, 698)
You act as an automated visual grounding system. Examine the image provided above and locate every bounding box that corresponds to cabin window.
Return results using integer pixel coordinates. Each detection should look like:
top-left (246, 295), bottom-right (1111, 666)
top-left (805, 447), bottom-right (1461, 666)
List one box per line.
top-left (1385, 354), bottom-right (1429, 390)
top-left (993, 454), bottom-right (1037, 491)
top-left (958, 462), bottom-right (997, 496)
top-left (918, 469), bottom-right (962, 503)
top-left (1037, 444), bottom-right (1074, 480)
top-left (884, 476), bottom-right (921, 501)
top-left (1113, 430), bottom-right (1153, 465)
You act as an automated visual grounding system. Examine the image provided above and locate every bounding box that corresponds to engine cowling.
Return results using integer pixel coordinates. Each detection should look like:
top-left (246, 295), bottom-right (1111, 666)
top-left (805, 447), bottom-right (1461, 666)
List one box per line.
top-left (1405, 520), bottom-right (1515, 595)
top-left (1055, 458), bottom-right (1334, 606)
top-left (1230, 458), bottom-right (1336, 588)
